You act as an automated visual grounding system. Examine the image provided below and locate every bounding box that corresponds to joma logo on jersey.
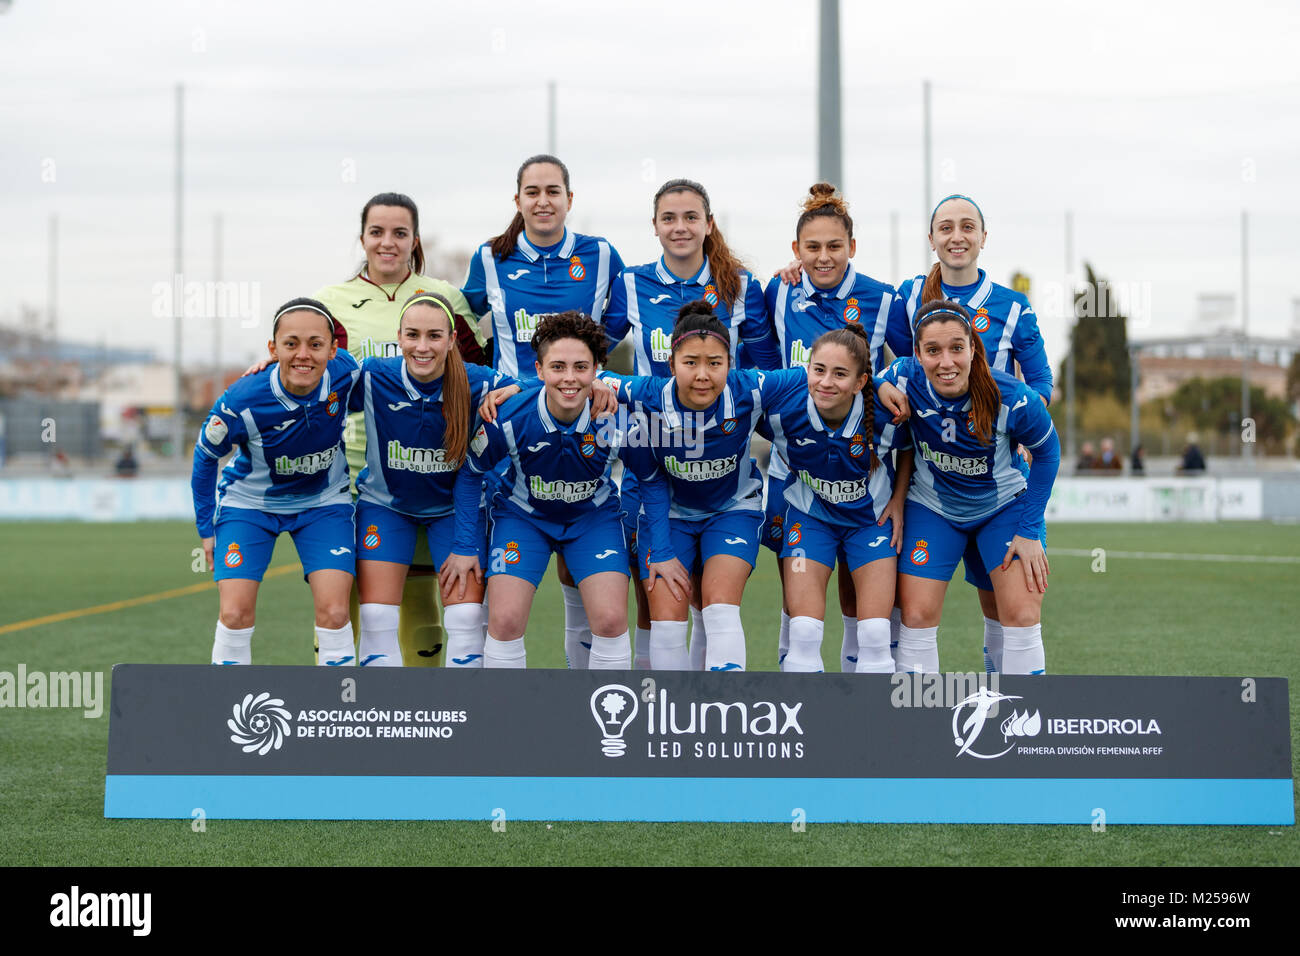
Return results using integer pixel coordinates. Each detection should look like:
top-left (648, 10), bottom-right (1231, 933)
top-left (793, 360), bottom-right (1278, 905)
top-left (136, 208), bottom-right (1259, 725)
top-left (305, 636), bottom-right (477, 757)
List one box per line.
top-left (789, 339), bottom-right (813, 368)
top-left (529, 475), bottom-right (600, 503)
top-left (649, 327), bottom-right (672, 362)
top-left (918, 440), bottom-right (988, 476)
top-left (387, 440), bottom-right (454, 473)
top-left (798, 469), bottom-right (867, 503)
top-left (274, 447), bottom-right (336, 476)
top-left (662, 454), bottom-right (738, 482)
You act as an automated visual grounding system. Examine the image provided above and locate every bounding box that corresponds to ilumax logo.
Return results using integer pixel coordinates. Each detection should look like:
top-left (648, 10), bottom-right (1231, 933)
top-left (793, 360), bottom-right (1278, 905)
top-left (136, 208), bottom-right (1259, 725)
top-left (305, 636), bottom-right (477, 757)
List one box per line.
top-left (646, 687), bottom-right (803, 736)
top-left (50, 886), bottom-right (151, 936)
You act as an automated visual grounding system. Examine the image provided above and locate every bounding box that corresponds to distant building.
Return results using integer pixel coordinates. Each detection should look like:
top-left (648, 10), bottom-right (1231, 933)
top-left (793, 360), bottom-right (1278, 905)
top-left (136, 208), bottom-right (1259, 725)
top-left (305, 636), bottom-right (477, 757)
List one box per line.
top-left (1133, 331), bottom-right (1299, 405)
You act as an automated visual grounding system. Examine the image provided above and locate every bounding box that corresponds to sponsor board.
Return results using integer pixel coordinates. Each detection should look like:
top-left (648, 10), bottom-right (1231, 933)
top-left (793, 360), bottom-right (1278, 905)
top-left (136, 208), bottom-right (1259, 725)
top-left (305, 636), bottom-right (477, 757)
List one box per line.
top-left (104, 666), bottom-right (1293, 823)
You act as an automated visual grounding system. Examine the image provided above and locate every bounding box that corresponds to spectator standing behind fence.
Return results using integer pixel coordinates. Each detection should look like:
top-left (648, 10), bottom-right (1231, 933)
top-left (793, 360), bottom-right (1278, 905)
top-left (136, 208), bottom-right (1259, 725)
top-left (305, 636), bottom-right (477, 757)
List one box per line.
top-left (1179, 433), bottom-right (1207, 475)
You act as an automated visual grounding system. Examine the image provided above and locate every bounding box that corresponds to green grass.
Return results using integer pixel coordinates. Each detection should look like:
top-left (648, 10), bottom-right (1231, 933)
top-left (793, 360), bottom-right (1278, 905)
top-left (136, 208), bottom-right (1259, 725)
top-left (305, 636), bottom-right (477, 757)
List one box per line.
top-left (1, 521), bottom-right (1296, 866)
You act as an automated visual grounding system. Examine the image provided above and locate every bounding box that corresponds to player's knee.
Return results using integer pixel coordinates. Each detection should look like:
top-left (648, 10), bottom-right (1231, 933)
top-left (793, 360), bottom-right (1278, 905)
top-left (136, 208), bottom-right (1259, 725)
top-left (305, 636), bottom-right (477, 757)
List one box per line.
top-left (588, 609), bottom-right (627, 639)
top-left (999, 604), bottom-right (1040, 628)
top-left (220, 607), bottom-right (256, 630)
top-left (488, 608), bottom-right (527, 641)
top-left (901, 603), bottom-right (942, 628)
top-left (316, 604), bottom-right (351, 630)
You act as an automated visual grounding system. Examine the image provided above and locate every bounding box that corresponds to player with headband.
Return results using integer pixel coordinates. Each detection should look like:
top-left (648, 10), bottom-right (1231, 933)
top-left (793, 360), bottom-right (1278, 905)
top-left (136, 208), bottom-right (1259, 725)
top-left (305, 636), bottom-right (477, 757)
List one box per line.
top-left (884, 194), bottom-right (1053, 674)
top-left (348, 291), bottom-right (518, 667)
top-left (877, 300), bottom-right (1059, 674)
top-left (461, 155), bottom-right (626, 669)
top-left (193, 297), bottom-right (362, 667)
top-left (601, 178), bottom-right (781, 668)
top-left (766, 182), bottom-right (908, 672)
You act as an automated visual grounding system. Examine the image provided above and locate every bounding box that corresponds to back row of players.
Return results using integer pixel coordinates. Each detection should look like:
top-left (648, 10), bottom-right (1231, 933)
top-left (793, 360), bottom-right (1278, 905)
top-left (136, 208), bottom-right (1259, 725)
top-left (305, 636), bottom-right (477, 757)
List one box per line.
top-left (193, 155), bottom-right (1059, 674)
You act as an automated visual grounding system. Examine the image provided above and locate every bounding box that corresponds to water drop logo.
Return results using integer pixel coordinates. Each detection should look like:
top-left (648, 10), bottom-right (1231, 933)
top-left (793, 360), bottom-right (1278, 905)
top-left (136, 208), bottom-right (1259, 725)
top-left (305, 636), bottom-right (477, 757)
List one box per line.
top-left (228, 691), bottom-right (291, 756)
top-left (590, 684), bottom-right (639, 757)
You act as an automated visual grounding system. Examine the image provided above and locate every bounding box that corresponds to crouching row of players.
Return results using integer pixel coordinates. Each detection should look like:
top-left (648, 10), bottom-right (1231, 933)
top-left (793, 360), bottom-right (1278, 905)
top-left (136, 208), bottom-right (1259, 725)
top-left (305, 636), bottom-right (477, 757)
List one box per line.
top-left (193, 292), bottom-right (1058, 673)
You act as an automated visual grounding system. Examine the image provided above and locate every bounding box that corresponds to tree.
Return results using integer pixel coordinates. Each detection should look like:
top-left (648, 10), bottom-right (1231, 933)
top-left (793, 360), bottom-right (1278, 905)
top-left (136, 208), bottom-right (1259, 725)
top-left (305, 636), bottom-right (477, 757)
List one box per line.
top-left (1165, 377), bottom-right (1294, 445)
top-left (1059, 263), bottom-right (1132, 403)
top-left (1287, 352), bottom-right (1300, 406)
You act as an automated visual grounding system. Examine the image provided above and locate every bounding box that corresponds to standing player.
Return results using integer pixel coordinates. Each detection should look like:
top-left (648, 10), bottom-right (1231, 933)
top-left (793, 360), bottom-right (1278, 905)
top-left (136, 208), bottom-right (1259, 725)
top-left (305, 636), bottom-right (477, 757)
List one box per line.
top-left (313, 192), bottom-right (487, 668)
top-left (461, 155), bottom-right (625, 668)
top-left (349, 292), bottom-right (517, 667)
top-left (879, 301), bottom-right (1059, 674)
top-left (601, 178), bottom-right (780, 668)
top-left (445, 312), bottom-right (640, 669)
top-left (600, 301), bottom-right (797, 672)
top-left (890, 194), bottom-right (1053, 673)
top-left (193, 298), bottom-right (362, 666)
top-left (765, 183), bottom-right (907, 671)
top-left (767, 323), bottom-right (912, 672)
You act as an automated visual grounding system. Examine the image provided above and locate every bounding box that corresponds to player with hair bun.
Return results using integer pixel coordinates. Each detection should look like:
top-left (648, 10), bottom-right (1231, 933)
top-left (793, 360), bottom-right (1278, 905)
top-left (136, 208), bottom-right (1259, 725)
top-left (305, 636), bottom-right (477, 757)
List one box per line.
top-left (193, 297), bottom-right (362, 667)
top-left (877, 300), bottom-right (1059, 674)
top-left (348, 291), bottom-right (518, 668)
top-left (886, 194), bottom-right (1053, 674)
top-left (766, 182), bottom-right (908, 671)
top-left (461, 156), bottom-right (626, 669)
top-left (602, 178), bottom-right (781, 668)
top-left (447, 311), bottom-right (641, 669)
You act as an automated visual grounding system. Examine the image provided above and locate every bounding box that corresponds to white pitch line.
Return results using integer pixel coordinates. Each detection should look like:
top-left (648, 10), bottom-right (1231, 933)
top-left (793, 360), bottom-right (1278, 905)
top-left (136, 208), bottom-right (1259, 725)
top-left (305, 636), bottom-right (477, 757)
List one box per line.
top-left (1052, 548), bottom-right (1300, 565)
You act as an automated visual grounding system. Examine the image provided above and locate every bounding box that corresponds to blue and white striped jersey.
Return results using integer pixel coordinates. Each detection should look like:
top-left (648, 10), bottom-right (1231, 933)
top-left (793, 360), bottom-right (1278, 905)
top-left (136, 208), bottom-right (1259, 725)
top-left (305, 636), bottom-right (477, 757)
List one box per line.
top-left (192, 351), bottom-right (361, 537)
top-left (348, 357), bottom-right (514, 519)
top-left (880, 357), bottom-right (1059, 531)
top-left (765, 370), bottom-right (910, 529)
top-left (461, 228), bottom-right (624, 382)
top-left (455, 387), bottom-right (624, 550)
top-left (895, 270), bottom-right (1053, 403)
top-left (601, 367), bottom-right (806, 522)
top-left (603, 257), bottom-right (780, 375)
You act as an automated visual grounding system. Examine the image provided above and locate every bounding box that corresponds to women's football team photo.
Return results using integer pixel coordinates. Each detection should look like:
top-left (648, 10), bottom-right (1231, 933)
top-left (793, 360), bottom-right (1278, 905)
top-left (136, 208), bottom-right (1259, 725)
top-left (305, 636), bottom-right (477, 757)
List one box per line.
top-left (192, 153), bottom-right (1059, 674)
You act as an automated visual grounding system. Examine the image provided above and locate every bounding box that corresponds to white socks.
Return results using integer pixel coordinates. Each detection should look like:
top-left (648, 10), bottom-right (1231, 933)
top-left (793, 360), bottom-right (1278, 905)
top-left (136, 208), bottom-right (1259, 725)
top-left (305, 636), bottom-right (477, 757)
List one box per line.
top-left (1001, 624), bottom-right (1046, 675)
top-left (444, 602), bottom-right (485, 668)
top-left (650, 620), bottom-right (690, 670)
top-left (889, 607), bottom-right (901, 665)
top-left (561, 585), bottom-right (591, 669)
top-left (895, 624), bottom-right (939, 673)
top-left (484, 634), bottom-right (526, 669)
top-left (358, 603), bottom-right (401, 667)
top-left (316, 622), bottom-right (356, 666)
top-left (778, 610), bottom-right (790, 671)
top-left (212, 621), bottom-right (253, 665)
top-left (701, 604), bottom-right (745, 672)
top-left (783, 615), bottom-right (824, 672)
top-left (854, 618), bottom-right (894, 673)
top-left (688, 605), bottom-right (707, 670)
top-left (633, 626), bottom-right (652, 670)
top-left (589, 631), bottom-right (632, 669)
top-left (840, 615), bottom-right (858, 672)
top-left (982, 616), bottom-right (1004, 673)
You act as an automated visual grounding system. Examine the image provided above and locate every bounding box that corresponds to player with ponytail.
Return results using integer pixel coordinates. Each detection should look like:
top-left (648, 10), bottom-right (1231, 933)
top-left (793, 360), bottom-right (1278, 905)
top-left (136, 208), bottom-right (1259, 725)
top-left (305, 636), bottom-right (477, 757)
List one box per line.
top-left (765, 182), bottom-right (907, 671)
top-left (601, 178), bottom-right (780, 667)
top-left (885, 194), bottom-right (1054, 674)
top-left (348, 292), bottom-right (518, 667)
top-left (877, 300), bottom-right (1060, 675)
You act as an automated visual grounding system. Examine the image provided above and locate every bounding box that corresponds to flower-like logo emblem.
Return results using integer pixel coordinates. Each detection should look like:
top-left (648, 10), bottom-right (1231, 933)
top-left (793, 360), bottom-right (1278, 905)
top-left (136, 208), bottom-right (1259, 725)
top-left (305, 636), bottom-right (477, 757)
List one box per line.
top-left (228, 691), bottom-right (291, 756)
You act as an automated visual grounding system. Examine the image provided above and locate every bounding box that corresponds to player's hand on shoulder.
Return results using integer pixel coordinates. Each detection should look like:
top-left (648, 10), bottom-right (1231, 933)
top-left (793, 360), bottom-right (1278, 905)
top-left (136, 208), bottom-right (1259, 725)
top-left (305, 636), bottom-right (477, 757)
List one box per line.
top-left (479, 384), bottom-right (522, 424)
top-left (241, 357), bottom-right (272, 378)
top-left (589, 378), bottom-right (618, 418)
top-left (878, 381), bottom-right (909, 423)
top-left (777, 259), bottom-right (803, 285)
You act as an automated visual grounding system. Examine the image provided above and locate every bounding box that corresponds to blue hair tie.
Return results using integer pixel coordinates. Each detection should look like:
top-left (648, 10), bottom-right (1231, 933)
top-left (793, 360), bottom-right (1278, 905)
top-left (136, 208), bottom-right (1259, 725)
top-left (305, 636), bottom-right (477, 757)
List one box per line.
top-left (911, 305), bottom-right (972, 343)
top-left (930, 194), bottom-right (985, 230)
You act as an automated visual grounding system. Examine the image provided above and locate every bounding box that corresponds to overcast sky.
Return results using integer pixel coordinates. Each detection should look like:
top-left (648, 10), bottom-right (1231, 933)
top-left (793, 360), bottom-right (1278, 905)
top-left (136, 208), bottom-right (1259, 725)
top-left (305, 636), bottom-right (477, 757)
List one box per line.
top-left (2, 0), bottom-right (1298, 372)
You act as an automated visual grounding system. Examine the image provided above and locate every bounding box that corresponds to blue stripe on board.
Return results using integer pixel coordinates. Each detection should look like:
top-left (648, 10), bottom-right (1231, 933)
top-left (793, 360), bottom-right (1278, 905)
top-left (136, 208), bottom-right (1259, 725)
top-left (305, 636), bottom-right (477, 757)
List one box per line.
top-left (104, 776), bottom-right (1294, 824)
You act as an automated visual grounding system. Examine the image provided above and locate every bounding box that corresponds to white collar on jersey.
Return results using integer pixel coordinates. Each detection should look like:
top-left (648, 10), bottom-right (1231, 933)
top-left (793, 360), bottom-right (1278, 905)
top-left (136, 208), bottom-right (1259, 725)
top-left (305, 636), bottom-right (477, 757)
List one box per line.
top-left (516, 228), bottom-right (577, 263)
top-left (654, 256), bottom-right (711, 287)
top-left (799, 262), bottom-right (857, 300)
top-left (920, 373), bottom-right (972, 413)
top-left (940, 269), bottom-right (994, 311)
top-left (398, 359), bottom-right (440, 401)
top-left (659, 377), bottom-right (735, 431)
top-left (269, 363), bottom-right (333, 411)
top-left (535, 385), bottom-right (592, 433)
top-left (805, 390), bottom-right (864, 438)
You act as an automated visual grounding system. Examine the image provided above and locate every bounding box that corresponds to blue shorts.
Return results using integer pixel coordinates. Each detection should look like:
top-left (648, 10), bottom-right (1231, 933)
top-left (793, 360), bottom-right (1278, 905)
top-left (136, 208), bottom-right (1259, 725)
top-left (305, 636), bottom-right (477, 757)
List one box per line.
top-left (900, 497), bottom-right (1046, 583)
top-left (778, 505), bottom-right (897, 572)
top-left (761, 474), bottom-right (792, 554)
top-left (356, 500), bottom-right (487, 569)
top-left (488, 502), bottom-right (629, 588)
top-left (620, 469), bottom-right (641, 546)
top-left (637, 508), bottom-right (763, 580)
top-left (213, 504), bottom-right (355, 582)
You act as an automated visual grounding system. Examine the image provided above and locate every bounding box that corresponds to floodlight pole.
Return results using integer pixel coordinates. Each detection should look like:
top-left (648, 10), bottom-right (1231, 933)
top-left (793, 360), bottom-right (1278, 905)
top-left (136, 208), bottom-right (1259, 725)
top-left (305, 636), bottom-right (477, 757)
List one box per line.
top-left (817, 0), bottom-right (842, 188)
